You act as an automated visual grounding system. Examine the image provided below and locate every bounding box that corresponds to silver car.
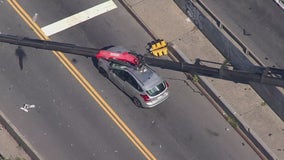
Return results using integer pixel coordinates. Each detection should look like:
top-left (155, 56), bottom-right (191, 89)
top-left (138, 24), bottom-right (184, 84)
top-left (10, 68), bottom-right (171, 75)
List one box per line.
top-left (97, 46), bottom-right (169, 108)
top-left (275, 0), bottom-right (284, 9)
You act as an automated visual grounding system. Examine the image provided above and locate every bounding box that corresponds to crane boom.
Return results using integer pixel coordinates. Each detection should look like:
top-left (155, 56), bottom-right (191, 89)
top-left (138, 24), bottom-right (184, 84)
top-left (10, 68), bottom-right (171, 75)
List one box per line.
top-left (0, 34), bottom-right (284, 87)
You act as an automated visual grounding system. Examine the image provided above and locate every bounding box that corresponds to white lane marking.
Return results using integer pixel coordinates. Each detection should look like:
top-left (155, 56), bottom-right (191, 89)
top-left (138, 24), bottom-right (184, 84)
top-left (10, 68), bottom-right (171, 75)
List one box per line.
top-left (42, 0), bottom-right (117, 36)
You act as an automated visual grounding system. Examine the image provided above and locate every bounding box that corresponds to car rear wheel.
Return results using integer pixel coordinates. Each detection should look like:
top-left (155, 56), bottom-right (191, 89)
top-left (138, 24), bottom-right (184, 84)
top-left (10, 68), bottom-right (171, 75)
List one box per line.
top-left (133, 97), bottom-right (143, 108)
top-left (98, 67), bottom-right (108, 78)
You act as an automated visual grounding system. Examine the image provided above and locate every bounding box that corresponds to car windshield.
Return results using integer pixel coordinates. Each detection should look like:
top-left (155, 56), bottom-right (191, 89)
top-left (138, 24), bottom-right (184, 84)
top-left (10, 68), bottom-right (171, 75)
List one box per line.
top-left (146, 82), bottom-right (166, 96)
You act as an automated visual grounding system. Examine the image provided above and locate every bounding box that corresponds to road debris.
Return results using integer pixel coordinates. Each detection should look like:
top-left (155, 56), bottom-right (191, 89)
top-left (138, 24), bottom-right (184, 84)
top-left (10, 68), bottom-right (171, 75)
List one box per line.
top-left (20, 104), bottom-right (35, 112)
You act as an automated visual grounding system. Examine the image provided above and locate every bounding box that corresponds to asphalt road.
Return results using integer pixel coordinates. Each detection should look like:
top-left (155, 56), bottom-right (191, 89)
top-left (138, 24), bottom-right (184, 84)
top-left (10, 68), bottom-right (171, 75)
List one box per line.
top-left (200, 0), bottom-right (284, 68)
top-left (0, 0), bottom-right (261, 159)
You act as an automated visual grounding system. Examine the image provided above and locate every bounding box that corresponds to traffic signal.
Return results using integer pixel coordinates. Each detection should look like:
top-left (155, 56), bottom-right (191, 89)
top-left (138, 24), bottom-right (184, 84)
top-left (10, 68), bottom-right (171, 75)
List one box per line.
top-left (149, 39), bottom-right (168, 56)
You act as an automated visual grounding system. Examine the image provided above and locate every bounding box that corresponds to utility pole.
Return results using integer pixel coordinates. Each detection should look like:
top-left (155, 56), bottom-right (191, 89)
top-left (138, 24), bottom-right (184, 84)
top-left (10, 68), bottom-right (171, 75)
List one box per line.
top-left (1, 34), bottom-right (284, 87)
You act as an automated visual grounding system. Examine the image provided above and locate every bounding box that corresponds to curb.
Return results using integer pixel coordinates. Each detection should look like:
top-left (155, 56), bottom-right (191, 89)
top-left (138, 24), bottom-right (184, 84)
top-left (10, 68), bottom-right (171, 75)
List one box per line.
top-left (118, 0), bottom-right (158, 40)
top-left (168, 44), bottom-right (276, 160)
top-left (0, 111), bottom-right (42, 160)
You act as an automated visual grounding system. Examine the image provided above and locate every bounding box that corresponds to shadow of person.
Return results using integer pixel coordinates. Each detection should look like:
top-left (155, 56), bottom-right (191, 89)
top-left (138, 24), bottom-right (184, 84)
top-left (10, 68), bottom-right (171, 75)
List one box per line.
top-left (15, 46), bottom-right (26, 70)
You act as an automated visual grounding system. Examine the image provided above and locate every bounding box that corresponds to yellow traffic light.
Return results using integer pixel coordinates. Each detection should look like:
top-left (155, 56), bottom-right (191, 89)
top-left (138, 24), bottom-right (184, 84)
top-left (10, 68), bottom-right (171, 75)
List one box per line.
top-left (149, 40), bottom-right (168, 56)
top-left (151, 47), bottom-right (168, 56)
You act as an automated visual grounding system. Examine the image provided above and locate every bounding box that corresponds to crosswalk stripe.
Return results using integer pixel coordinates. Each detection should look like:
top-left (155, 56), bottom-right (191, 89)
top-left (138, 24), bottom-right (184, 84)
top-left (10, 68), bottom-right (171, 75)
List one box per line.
top-left (42, 0), bottom-right (117, 36)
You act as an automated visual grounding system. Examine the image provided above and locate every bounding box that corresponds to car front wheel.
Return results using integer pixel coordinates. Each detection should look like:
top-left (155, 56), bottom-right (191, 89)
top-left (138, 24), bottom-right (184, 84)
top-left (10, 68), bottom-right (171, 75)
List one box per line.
top-left (98, 67), bottom-right (108, 78)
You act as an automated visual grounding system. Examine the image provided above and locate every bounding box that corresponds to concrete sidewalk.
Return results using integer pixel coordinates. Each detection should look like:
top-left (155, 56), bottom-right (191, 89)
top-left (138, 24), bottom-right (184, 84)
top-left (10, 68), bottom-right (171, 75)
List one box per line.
top-left (121, 0), bottom-right (284, 159)
top-left (0, 118), bottom-right (31, 160)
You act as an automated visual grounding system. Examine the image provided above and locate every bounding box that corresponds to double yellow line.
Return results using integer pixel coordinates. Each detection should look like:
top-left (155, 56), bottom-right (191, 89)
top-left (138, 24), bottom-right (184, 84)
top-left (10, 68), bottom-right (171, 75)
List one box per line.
top-left (7, 0), bottom-right (156, 159)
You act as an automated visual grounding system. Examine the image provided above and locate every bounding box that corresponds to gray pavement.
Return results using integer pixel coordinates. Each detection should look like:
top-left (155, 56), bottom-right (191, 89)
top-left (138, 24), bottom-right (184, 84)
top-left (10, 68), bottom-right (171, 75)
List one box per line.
top-left (2, 0), bottom-right (283, 159)
top-left (122, 0), bottom-right (284, 159)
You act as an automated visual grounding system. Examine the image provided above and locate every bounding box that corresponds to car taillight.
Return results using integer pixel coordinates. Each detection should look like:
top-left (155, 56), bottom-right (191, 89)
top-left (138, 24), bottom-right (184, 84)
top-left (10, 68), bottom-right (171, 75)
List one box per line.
top-left (165, 81), bottom-right (169, 88)
top-left (140, 94), bottom-right (150, 102)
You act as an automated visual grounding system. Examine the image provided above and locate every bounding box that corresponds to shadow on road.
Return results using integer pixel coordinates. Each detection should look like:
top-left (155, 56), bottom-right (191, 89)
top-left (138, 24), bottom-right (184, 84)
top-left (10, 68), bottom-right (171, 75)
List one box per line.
top-left (15, 46), bottom-right (26, 70)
